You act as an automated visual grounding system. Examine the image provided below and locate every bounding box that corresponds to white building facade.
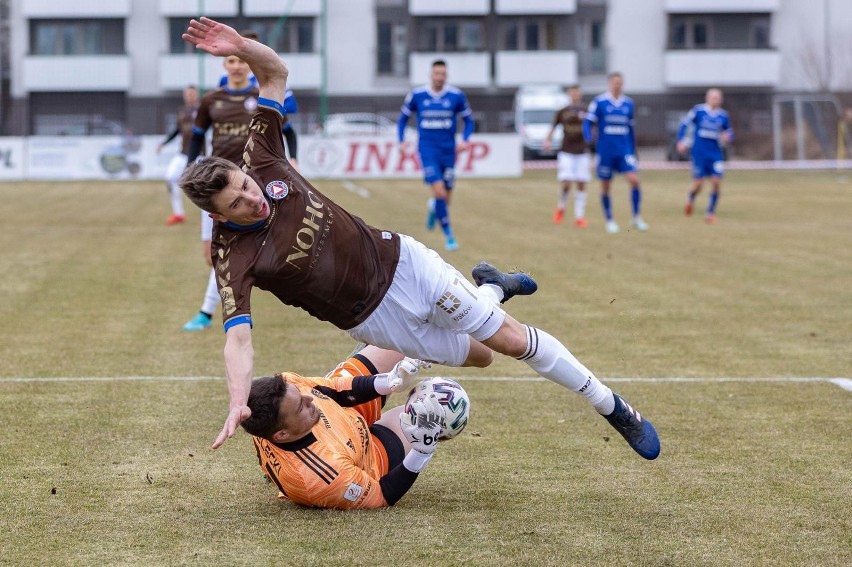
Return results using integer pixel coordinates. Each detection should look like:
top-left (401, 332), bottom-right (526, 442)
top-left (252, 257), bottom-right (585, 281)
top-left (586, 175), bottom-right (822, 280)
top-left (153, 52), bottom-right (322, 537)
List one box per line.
top-left (1, 0), bottom-right (849, 150)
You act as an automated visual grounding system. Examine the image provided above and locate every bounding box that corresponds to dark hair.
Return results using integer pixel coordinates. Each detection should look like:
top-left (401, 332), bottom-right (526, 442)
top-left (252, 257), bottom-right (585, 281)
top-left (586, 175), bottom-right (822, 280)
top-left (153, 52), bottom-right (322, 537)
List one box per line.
top-left (179, 156), bottom-right (239, 213)
top-left (240, 29), bottom-right (260, 41)
top-left (432, 59), bottom-right (447, 68)
top-left (241, 376), bottom-right (289, 440)
top-left (607, 71), bottom-right (623, 80)
top-left (566, 84), bottom-right (580, 91)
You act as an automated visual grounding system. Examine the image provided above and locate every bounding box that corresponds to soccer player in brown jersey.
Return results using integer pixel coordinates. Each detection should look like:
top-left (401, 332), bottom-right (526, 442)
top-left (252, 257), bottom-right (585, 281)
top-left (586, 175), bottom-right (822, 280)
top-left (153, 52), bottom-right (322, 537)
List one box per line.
top-left (181, 31), bottom-right (261, 332)
top-left (243, 347), bottom-right (443, 509)
top-left (156, 85), bottom-right (200, 225)
top-left (180, 18), bottom-right (661, 461)
top-left (543, 86), bottom-right (591, 228)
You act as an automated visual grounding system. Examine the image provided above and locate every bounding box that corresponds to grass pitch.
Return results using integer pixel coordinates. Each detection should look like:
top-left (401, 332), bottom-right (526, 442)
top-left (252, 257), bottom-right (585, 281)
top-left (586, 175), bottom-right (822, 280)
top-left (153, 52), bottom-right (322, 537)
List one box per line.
top-left (1, 170), bottom-right (850, 565)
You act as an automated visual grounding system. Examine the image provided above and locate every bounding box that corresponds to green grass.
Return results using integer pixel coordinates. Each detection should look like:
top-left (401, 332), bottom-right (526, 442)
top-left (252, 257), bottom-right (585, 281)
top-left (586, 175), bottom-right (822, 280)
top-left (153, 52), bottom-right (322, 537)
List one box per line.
top-left (0, 170), bottom-right (850, 565)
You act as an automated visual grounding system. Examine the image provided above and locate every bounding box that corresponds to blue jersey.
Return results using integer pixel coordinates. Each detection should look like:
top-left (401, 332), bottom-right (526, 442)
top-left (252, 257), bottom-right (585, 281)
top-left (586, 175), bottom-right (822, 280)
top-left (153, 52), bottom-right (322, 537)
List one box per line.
top-left (677, 104), bottom-right (733, 160)
top-left (583, 93), bottom-right (635, 157)
top-left (397, 86), bottom-right (474, 150)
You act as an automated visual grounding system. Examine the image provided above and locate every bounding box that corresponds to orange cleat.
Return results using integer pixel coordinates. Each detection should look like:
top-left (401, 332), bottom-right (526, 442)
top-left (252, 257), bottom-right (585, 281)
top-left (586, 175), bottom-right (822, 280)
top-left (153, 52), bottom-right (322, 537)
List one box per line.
top-left (165, 213), bottom-right (186, 226)
top-left (553, 208), bottom-right (565, 224)
top-left (704, 214), bottom-right (718, 224)
top-left (684, 202), bottom-right (693, 216)
top-left (574, 217), bottom-right (588, 228)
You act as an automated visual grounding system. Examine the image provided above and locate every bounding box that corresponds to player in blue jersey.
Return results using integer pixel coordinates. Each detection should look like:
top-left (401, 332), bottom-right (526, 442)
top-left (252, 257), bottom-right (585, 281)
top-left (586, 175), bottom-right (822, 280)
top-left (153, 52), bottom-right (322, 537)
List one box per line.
top-left (676, 88), bottom-right (734, 224)
top-left (397, 60), bottom-right (475, 251)
top-left (583, 72), bottom-right (648, 234)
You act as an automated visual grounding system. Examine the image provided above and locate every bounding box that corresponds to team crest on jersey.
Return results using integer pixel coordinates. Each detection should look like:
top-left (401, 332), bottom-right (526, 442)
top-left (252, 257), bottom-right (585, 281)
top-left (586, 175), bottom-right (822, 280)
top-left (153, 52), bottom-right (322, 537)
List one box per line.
top-left (343, 483), bottom-right (363, 502)
top-left (265, 180), bottom-right (289, 200)
top-left (244, 97), bottom-right (258, 111)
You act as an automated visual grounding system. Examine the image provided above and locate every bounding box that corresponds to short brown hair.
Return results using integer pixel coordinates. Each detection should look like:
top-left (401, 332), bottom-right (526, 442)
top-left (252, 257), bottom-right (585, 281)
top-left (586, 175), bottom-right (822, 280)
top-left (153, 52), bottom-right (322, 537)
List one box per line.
top-left (179, 156), bottom-right (238, 213)
top-left (241, 376), bottom-right (289, 440)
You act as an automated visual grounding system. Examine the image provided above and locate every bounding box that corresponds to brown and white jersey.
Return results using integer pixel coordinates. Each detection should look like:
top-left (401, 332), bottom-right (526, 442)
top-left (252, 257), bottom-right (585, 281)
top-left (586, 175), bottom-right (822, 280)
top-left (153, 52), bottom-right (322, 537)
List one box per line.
top-left (552, 104), bottom-right (587, 154)
top-left (194, 86), bottom-right (260, 164)
top-left (176, 105), bottom-right (198, 154)
top-left (212, 102), bottom-right (401, 332)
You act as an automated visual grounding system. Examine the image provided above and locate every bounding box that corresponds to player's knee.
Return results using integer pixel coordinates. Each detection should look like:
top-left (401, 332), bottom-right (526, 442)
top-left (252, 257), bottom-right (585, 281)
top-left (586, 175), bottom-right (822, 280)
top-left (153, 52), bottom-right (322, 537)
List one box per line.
top-left (482, 320), bottom-right (528, 358)
top-left (463, 341), bottom-right (493, 368)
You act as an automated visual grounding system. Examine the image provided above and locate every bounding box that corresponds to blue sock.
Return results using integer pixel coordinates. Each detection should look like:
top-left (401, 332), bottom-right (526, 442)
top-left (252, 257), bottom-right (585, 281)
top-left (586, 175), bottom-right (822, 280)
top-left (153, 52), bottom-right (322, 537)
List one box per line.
top-left (601, 194), bottom-right (613, 220)
top-left (631, 186), bottom-right (641, 216)
top-left (434, 198), bottom-right (453, 237)
top-left (708, 192), bottom-right (719, 214)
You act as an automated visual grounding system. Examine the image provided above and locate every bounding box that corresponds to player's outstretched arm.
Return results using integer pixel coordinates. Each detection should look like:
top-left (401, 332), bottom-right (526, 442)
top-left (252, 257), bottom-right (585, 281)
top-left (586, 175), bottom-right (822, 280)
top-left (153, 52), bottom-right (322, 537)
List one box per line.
top-left (213, 323), bottom-right (255, 449)
top-left (183, 17), bottom-right (287, 105)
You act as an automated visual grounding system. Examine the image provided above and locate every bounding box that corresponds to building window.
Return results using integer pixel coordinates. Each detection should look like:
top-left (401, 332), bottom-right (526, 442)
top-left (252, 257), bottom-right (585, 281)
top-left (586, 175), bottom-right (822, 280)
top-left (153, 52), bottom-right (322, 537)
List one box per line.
top-left (501, 18), bottom-right (554, 51)
top-left (669, 17), bottom-right (712, 49)
top-left (418, 19), bottom-right (484, 52)
top-left (31, 19), bottom-right (125, 55)
top-left (377, 21), bottom-right (407, 76)
top-left (669, 14), bottom-right (771, 50)
top-left (169, 18), bottom-right (315, 54)
top-left (577, 20), bottom-right (606, 74)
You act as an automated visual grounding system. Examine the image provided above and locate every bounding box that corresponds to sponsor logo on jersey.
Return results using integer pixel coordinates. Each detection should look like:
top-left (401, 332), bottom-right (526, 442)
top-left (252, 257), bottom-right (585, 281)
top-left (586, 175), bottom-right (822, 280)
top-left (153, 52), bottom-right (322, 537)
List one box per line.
top-left (265, 180), bottom-right (289, 200)
top-left (343, 483), bottom-right (363, 502)
top-left (244, 97), bottom-right (258, 112)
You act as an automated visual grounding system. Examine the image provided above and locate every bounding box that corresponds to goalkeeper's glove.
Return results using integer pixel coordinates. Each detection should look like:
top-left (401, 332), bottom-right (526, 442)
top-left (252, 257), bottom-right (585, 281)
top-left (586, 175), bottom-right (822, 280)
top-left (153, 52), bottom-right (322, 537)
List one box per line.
top-left (400, 393), bottom-right (444, 455)
top-left (373, 358), bottom-right (432, 395)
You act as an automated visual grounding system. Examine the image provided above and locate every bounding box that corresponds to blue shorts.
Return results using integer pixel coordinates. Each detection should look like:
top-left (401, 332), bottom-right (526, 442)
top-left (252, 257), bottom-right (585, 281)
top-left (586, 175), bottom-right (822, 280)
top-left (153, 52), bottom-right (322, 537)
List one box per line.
top-left (419, 146), bottom-right (456, 189)
top-left (596, 153), bottom-right (638, 180)
top-left (692, 156), bottom-right (725, 178)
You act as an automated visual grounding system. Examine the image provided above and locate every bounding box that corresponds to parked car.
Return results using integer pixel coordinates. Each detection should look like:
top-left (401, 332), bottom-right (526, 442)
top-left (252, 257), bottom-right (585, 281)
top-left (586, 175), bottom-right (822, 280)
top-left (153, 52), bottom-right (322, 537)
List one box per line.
top-left (322, 113), bottom-right (399, 137)
top-left (513, 85), bottom-right (568, 160)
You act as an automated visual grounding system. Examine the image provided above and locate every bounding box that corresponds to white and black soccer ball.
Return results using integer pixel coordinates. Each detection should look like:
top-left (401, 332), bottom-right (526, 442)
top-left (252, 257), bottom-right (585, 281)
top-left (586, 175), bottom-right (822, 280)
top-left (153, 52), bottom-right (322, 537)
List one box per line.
top-left (405, 378), bottom-right (471, 440)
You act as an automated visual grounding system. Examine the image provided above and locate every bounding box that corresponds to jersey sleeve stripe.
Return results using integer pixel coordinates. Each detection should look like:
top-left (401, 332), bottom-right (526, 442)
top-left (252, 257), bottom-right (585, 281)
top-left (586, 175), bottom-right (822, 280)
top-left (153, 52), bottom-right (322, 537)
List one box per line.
top-left (258, 97), bottom-right (285, 118)
top-left (294, 450), bottom-right (335, 484)
top-left (303, 448), bottom-right (339, 478)
top-left (223, 315), bottom-right (253, 332)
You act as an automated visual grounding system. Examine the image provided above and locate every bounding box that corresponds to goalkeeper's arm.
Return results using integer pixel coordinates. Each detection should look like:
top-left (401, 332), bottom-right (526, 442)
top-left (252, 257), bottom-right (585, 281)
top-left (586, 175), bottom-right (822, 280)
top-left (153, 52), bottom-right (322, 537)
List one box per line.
top-left (380, 394), bottom-right (442, 505)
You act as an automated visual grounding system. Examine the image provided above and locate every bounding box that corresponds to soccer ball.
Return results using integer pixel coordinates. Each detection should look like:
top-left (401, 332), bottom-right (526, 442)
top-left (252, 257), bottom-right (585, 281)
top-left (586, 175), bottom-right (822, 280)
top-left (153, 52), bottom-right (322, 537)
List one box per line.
top-left (406, 378), bottom-right (471, 440)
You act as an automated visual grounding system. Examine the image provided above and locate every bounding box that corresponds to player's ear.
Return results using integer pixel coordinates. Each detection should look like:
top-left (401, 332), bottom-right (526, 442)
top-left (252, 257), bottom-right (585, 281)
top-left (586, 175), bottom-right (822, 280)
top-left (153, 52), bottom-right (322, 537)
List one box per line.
top-left (271, 429), bottom-right (289, 443)
top-left (209, 212), bottom-right (229, 222)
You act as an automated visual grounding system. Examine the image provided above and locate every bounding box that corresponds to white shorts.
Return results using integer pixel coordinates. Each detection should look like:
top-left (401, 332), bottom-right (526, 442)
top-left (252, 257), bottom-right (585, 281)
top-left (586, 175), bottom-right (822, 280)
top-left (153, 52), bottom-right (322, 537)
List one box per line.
top-left (557, 151), bottom-right (592, 182)
top-left (347, 235), bottom-right (506, 367)
top-left (200, 209), bottom-right (213, 242)
top-left (165, 153), bottom-right (188, 186)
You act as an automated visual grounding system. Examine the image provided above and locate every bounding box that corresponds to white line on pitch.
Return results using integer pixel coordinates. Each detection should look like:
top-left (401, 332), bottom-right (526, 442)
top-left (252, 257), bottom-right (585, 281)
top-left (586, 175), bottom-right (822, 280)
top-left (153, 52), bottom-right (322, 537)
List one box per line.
top-left (1, 375), bottom-right (850, 390)
top-left (340, 180), bottom-right (371, 198)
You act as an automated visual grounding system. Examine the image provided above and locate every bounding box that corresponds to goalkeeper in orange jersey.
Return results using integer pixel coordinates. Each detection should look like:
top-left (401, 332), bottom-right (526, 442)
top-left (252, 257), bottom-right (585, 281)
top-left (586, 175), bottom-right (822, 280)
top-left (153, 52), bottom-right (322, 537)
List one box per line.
top-left (242, 346), bottom-right (445, 509)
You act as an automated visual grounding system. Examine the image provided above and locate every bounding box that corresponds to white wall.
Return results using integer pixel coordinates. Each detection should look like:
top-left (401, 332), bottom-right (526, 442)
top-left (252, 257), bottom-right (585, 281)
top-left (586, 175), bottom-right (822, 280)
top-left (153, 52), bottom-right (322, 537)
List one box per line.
top-left (774, 0), bottom-right (852, 92)
top-left (324, 0), bottom-right (376, 95)
top-left (606, 0), bottom-right (666, 93)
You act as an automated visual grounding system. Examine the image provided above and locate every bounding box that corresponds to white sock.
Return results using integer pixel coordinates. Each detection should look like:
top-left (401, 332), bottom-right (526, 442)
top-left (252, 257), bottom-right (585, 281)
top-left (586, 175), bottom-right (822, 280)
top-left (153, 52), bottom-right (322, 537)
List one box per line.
top-left (517, 326), bottom-right (615, 415)
top-left (201, 268), bottom-right (219, 314)
top-left (574, 190), bottom-right (587, 219)
top-left (169, 181), bottom-right (185, 216)
top-left (478, 283), bottom-right (503, 304)
top-left (557, 189), bottom-right (568, 210)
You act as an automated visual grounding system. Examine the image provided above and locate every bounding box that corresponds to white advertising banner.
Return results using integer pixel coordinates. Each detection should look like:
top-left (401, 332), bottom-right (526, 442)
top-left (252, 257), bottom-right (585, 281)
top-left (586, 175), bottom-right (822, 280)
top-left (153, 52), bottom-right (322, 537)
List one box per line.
top-left (298, 134), bottom-right (522, 179)
top-left (0, 138), bottom-right (25, 180)
top-left (0, 134), bottom-right (523, 180)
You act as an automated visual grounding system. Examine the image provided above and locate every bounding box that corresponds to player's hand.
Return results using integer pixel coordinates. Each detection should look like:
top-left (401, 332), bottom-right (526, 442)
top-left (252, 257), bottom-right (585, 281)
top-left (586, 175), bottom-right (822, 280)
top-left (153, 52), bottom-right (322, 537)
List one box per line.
top-left (457, 140), bottom-right (471, 153)
top-left (542, 139), bottom-right (552, 151)
top-left (183, 17), bottom-right (246, 57)
top-left (212, 405), bottom-right (252, 449)
top-left (676, 141), bottom-right (687, 155)
top-left (719, 132), bottom-right (730, 146)
top-left (389, 358), bottom-right (432, 393)
top-left (373, 357), bottom-right (432, 395)
top-left (400, 393), bottom-right (444, 455)
top-left (398, 141), bottom-right (410, 156)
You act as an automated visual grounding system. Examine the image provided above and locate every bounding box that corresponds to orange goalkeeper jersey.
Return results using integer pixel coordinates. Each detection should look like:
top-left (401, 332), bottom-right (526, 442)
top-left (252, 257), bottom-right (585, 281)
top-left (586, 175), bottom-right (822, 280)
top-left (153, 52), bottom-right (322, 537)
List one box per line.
top-left (251, 357), bottom-right (394, 509)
